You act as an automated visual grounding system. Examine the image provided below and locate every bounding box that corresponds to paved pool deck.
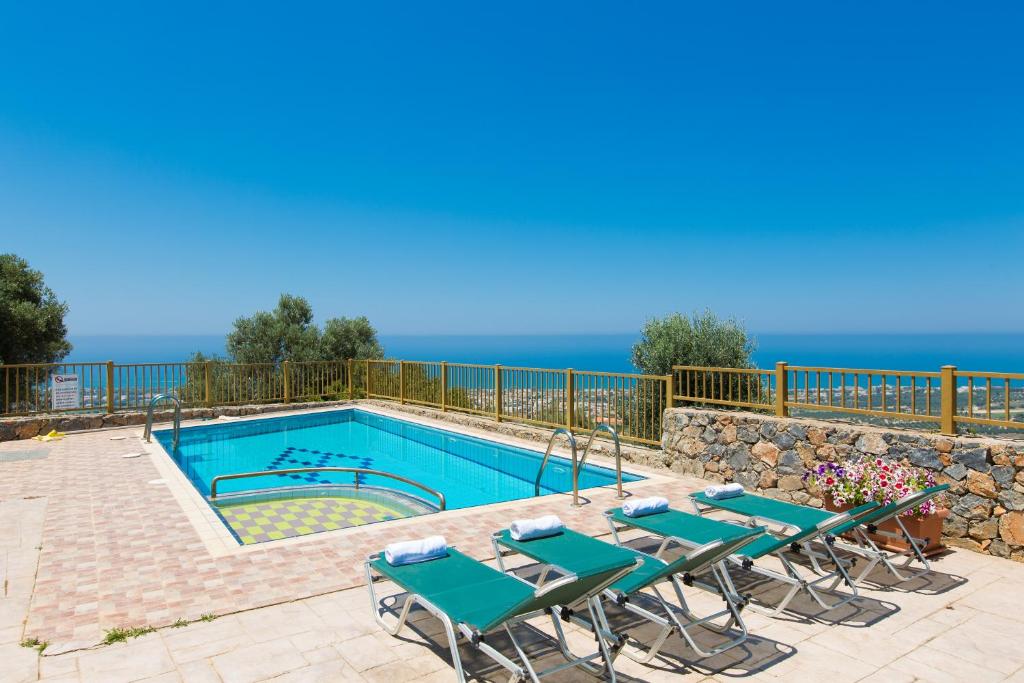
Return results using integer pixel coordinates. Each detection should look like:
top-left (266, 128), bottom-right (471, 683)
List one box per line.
top-left (2, 405), bottom-right (1023, 682)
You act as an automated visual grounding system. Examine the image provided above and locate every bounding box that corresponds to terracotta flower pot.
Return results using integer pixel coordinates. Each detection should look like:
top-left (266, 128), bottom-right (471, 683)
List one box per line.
top-left (824, 495), bottom-right (948, 557)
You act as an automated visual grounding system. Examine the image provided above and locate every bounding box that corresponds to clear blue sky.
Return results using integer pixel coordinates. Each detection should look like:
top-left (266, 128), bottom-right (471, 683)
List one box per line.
top-left (1, 2), bottom-right (1021, 336)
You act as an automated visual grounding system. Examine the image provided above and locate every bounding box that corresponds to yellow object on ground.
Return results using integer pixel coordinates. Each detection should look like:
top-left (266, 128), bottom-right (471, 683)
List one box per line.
top-left (33, 429), bottom-right (66, 442)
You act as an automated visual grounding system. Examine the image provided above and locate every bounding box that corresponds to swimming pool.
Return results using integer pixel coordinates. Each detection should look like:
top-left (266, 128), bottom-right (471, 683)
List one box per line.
top-left (155, 409), bottom-right (642, 511)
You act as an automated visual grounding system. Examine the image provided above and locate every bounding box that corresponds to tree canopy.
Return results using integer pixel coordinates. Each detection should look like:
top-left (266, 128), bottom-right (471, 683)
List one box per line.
top-left (222, 294), bottom-right (383, 364)
top-left (0, 254), bottom-right (72, 365)
top-left (631, 310), bottom-right (755, 375)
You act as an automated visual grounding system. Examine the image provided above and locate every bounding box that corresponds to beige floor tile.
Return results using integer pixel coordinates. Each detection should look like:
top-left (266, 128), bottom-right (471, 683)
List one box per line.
top-left (337, 633), bottom-right (400, 672)
top-left (209, 638), bottom-right (309, 683)
top-left (751, 640), bottom-right (877, 682)
top-left (360, 655), bottom-right (451, 683)
top-left (0, 643), bottom-right (40, 683)
top-left (136, 672), bottom-right (183, 683)
top-left (271, 660), bottom-right (366, 682)
top-left (886, 644), bottom-right (1006, 683)
top-left (924, 612), bottom-right (1024, 675)
top-left (0, 624), bottom-right (23, 646)
top-left (236, 602), bottom-right (326, 644)
top-left (76, 637), bottom-right (175, 683)
top-left (855, 667), bottom-right (918, 683)
top-left (302, 645), bottom-right (343, 665)
top-left (38, 652), bottom-right (79, 679)
top-left (808, 621), bottom-right (925, 666)
top-left (953, 579), bottom-right (1024, 618)
top-left (175, 660), bottom-right (222, 683)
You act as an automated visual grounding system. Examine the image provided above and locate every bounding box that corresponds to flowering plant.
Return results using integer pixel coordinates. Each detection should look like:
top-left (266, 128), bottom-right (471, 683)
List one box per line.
top-left (803, 458), bottom-right (937, 518)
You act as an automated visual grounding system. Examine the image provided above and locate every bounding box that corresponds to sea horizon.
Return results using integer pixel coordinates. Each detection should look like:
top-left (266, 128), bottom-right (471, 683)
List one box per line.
top-left (63, 332), bottom-right (1024, 374)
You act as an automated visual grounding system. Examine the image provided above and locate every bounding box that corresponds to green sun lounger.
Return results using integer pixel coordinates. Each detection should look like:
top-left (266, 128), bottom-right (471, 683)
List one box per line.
top-left (773, 484), bottom-right (950, 586)
top-left (841, 484), bottom-right (949, 585)
top-left (622, 497), bottom-right (879, 616)
top-left (365, 546), bottom-right (641, 683)
top-left (491, 520), bottom-right (766, 664)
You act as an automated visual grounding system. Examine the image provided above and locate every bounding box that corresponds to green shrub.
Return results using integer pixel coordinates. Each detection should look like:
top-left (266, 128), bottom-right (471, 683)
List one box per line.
top-left (631, 310), bottom-right (755, 375)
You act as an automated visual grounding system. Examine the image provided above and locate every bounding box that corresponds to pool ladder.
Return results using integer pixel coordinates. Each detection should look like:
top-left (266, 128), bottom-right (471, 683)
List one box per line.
top-left (534, 425), bottom-right (623, 506)
top-left (143, 394), bottom-right (181, 450)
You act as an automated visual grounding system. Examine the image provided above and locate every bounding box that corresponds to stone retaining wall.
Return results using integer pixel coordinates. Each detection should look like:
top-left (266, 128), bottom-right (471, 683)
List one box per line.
top-left (0, 400), bottom-right (352, 442)
top-left (662, 407), bottom-right (1024, 560)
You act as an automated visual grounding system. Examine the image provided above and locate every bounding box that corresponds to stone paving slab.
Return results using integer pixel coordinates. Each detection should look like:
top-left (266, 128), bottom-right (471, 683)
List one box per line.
top-left (24, 547), bottom-right (1024, 683)
top-left (2, 405), bottom-right (1024, 680)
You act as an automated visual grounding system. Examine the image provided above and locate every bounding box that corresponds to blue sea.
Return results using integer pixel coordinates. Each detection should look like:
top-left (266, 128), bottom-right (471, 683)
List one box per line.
top-left (66, 333), bottom-right (1023, 373)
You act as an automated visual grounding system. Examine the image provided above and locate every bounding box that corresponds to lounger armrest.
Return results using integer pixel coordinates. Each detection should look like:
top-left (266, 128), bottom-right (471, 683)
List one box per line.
top-left (653, 534), bottom-right (685, 559)
top-left (747, 515), bottom-right (801, 536)
top-left (533, 571), bottom-right (581, 598)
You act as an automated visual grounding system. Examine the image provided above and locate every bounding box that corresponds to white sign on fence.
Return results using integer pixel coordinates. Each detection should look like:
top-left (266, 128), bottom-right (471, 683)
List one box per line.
top-left (51, 374), bottom-right (81, 410)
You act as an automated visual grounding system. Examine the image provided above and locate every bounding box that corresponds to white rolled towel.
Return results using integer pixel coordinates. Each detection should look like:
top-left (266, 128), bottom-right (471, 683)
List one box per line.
top-left (384, 535), bottom-right (449, 566)
top-left (704, 483), bottom-right (745, 500)
top-left (510, 515), bottom-right (564, 541)
top-left (622, 496), bottom-right (669, 518)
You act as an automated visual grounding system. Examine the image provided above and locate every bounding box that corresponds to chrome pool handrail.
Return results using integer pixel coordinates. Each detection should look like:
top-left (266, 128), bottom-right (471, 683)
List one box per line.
top-left (144, 393), bottom-right (181, 450)
top-left (580, 424), bottom-right (624, 499)
top-left (534, 428), bottom-right (581, 506)
top-left (208, 467), bottom-right (446, 510)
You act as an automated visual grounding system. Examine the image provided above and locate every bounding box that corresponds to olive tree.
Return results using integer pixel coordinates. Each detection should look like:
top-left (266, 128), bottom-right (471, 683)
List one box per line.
top-left (187, 295), bottom-right (385, 403)
top-left (320, 316), bottom-right (384, 361)
top-left (0, 254), bottom-right (72, 365)
top-left (226, 294), bottom-right (322, 364)
top-left (631, 310), bottom-right (755, 375)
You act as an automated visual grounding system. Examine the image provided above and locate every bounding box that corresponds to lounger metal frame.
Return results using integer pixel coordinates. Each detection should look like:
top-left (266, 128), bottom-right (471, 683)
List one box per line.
top-left (689, 497), bottom-right (874, 616)
top-left (495, 526), bottom-right (752, 665)
top-left (831, 487), bottom-right (948, 587)
top-left (365, 549), bottom-right (639, 683)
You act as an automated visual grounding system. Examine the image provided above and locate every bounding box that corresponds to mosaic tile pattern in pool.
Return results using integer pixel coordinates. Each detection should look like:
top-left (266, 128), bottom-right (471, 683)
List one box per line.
top-left (217, 496), bottom-right (411, 544)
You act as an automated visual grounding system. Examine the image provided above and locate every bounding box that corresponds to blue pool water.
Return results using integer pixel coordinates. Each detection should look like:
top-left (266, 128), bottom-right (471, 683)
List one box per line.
top-left (155, 409), bottom-right (641, 509)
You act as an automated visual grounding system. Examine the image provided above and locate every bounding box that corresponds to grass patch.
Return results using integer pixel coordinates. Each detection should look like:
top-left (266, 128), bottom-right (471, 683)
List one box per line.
top-left (199, 613), bottom-right (217, 622)
top-left (171, 618), bottom-right (189, 628)
top-left (20, 637), bottom-right (48, 652)
top-left (103, 625), bottom-right (155, 645)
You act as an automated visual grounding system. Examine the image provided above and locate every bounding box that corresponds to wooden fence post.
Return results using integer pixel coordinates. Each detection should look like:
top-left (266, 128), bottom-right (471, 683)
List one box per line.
top-left (566, 368), bottom-right (574, 431)
top-left (347, 359), bottom-right (353, 399)
top-left (495, 364), bottom-right (502, 422)
top-left (665, 373), bottom-right (674, 410)
top-left (774, 362), bottom-right (789, 417)
top-left (941, 365), bottom-right (957, 435)
top-left (106, 361), bottom-right (115, 413)
top-left (441, 361), bottom-right (448, 411)
top-left (283, 360), bottom-right (291, 403)
top-left (366, 360), bottom-right (372, 397)
top-left (399, 360), bottom-right (405, 404)
top-left (204, 361), bottom-right (212, 406)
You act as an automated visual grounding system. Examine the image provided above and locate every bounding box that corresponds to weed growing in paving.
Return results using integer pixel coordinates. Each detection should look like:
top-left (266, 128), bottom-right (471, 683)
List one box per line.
top-left (20, 637), bottom-right (48, 652)
top-left (171, 618), bottom-right (189, 628)
top-left (103, 625), bottom-right (155, 645)
top-left (199, 613), bottom-right (217, 622)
